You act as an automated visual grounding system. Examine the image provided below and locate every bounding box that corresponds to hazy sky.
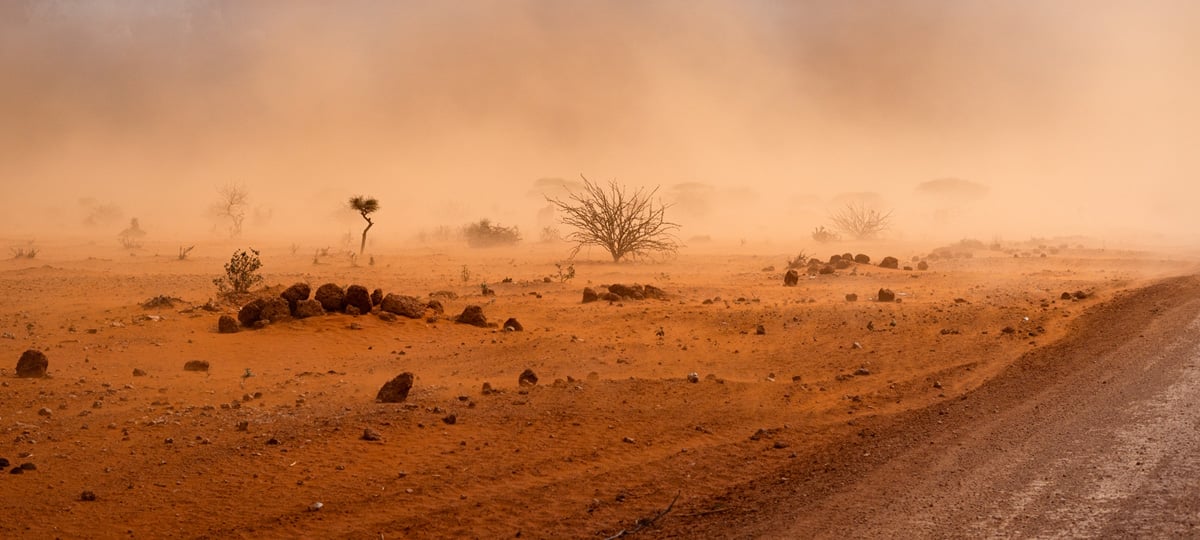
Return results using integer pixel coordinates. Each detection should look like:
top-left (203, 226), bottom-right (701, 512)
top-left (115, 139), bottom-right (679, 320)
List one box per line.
top-left (1, 1), bottom-right (1197, 244)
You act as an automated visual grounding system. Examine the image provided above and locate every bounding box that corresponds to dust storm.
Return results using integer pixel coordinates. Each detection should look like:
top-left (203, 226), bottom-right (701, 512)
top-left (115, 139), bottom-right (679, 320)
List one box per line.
top-left (0, 1), bottom-right (1197, 247)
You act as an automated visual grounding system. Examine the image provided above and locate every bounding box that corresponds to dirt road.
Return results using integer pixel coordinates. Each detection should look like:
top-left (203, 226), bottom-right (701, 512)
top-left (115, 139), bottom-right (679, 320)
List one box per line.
top-left (656, 275), bottom-right (1200, 539)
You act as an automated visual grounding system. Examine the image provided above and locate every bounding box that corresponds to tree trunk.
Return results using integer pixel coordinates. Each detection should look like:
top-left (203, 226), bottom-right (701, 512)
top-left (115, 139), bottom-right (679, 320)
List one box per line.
top-left (360, 221), bottom-right (373, 255)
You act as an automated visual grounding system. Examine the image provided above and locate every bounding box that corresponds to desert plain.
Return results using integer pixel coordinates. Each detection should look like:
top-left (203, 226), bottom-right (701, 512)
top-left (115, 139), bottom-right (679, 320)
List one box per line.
top-left (2, 238), bottom-right (1197, 539)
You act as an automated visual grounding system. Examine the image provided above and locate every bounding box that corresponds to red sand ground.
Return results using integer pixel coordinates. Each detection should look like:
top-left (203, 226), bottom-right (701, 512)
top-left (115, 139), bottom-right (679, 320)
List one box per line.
top-left (0, 239), bottom-right (1194, 538)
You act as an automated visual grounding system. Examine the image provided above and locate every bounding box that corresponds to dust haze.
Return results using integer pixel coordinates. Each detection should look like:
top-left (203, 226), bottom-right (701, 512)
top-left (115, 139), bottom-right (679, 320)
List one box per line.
top-left (2, 1), bottom-right (1197, 248)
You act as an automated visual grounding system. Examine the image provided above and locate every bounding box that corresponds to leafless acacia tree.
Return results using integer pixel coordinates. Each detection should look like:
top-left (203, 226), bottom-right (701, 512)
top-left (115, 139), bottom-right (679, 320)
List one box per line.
top-left (829, 202), bottom-right (893, 240)
top-left (212, 184), bottom-right (249, 238)
top-left (547, 176), bottom-right (680, 262)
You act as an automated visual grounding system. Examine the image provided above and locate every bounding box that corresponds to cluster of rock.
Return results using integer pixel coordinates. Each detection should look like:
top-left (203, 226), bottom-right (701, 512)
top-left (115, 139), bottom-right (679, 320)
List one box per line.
top-left (784, 253), bottom-right (928, 286)
top-left (226, 282), bottom-right (447, 330)
top-left (581, 283), bottom-right (668, 303)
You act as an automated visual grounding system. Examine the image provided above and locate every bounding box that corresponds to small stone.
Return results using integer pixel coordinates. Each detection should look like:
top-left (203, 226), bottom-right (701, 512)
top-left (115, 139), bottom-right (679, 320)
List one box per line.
top-left (217, 315), bottom-right (239, 334)
top-left (783, 269), bottom-right (799, 287)
top-left (80, 491), bottom-right (97, 502)
top-left (10, 467), bottom-right (23, 475)
top-left (361, 428), bottom-right (382, 441)
top-left (877, 288), bottom-right (896, 302)
top-left (455, 305), bottom-right (489, 327)
top-left (308, 502), bottom-right (323, 512)
top-left (442, 414), bottom-right (457, 425)
top-left (376, 372), bottom-right (415, 403)
top-left (183, 360), bottom-right (209, 372)
top-left (503, 318), bottom-right (524, 332)
top-left (687, 372), bottom-right (700, 383)
top-left (582, 287), bottom-right (599, 303)
top-left (933, 381), bottom-right (943, 389)
top-left (845, 293), bottom-right (858, 302)
top-left (16, 349), bottom-right (48, 378)
top-left (37, 407), bottom-right (52, 417)
top-left (622, 436), bottom-right (636, 444)
top-left (518, 369), bottom-right (538, 387)
top-left (19, 462), bottom-right (36, 471)
top-left (132, 368), bottom-right (147, 377)
top-left (854, 367), bottom-right (871, 376)
top-left (481, 382), bottom-right (495, 395)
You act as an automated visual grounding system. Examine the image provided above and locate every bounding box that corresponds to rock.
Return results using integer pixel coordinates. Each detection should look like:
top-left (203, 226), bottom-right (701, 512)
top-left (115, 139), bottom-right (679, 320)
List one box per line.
top-left (10, 467), bottom-right (23, 475)
top-left (818, 265), bottom-right (835, 275)
top-left (377, 312), bottom-right (397, 322)
top-left (0, 457), bottom-right (9, 468)
top-left (381, 294), bottom-right (426, 319)
top-left (845, 293), bottom-right (858, 302)
top-left (16, 349), bottom-right (48, 378)
top-left (376, 372), bottom-right (414, 403)
top-left (344, 285), bottom-right (373, 314)
top-left (854, 253), bottom-right (870, 264)
top-left (607, 283), bottom-right (642, 299)
top-left (877, 288), bottom-right (896, 302)
top-left (308, 502), bottom-right (323, 512)
top-left (294, 299), bottom-right (325, 319)
top-left (442, 414), bottom-right (457, 425)
top-left (755, 324), bottom-right (766, 335)
top-left (259, 297), bottom-right (291, 323)
top-left (237, 298), bottom-right (266, 327)
top-left (687, 372), bottom-right (700, 383)
top-left (784, 269), bottom-right (799, 286)
top-left (371, 288), bottom-right (384, 306)
top-left (903, 266), bottom-right (913, 271)
top-left (600, 292), bottom-right (621, 302)
top-left (132, 368), bottom-right (147, 377)
top-left (1001, 326), bottom-right (1016, 334)
top-left (217, 315), bottom-right (239, 334)
top-left (503, 318), bottom-right (524, 332)
top-left (183, 360), bottom-right (210, 372)
top-left (455, 305), bottom-right (488, 327)
top-left (426, 299), bottom-right (444, 314)
top-left (314, 283), bottom-right (346, 312)
top-left (345, 305), bottom-right (361, 316)
top-left (80, 491), bottom-right (97, 502)
top-left (1060, 292), bottom-right (1073, 300)
top-left (917, 261), bottom-right (929, 271)
top-left (37, 407), bottom-right (52, 417)
top-left (361, 428), bottom-right (382, 441)
top-left (582, 287), bottom-right (599, 303)
top-left (280, 282), bottom-right (311, 314)
top-left (854, 367), bottom-right (871, 376)
top-left (518, 368), bottom-right (538, 387)
top-left (1073, 290), bottom-right (1089, 300)
top-left (835, 258), bottom-right (853, 270)
top-left (481, 382), bottom-right (495, 395)
top-left (879, 256), bottom-right (900, 269)
top-left (642, 285), bottom-right (668, 300)
top-left (828, 254), bottom-right (843, 264)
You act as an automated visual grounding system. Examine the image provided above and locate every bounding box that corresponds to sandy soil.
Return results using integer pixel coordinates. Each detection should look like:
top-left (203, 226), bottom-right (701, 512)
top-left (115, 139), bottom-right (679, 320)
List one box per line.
top-left (0, 239), bottom-right (1195, 539)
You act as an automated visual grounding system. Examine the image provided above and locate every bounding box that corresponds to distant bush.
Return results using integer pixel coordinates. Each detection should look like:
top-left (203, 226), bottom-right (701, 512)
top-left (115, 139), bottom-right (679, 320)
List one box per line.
top-left (464, 219), bottom-right (521, 248)
top-left (811, 226), bottom-right (839, 243)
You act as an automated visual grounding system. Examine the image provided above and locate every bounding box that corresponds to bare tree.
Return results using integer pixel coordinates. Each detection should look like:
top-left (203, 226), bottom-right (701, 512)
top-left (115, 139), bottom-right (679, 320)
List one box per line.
top-left (212, 183), bottom-right (249, 238)
top-left (349, 195), bottom-right (380, 255)
top-left (547, 176), bottom-right (680, 262)
top-left (829, 202), bottom-right (893, 240)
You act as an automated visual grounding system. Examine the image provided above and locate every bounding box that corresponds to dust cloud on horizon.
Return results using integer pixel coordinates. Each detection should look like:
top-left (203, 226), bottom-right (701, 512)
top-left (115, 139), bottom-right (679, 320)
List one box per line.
top-left (1, 1), bottom-right (1197, 250)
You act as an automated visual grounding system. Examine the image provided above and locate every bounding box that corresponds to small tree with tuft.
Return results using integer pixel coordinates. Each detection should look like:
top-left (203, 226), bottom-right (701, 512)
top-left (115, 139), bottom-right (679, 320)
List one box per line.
top-left (547, 176), bottom-right (680, 262)
top-left (348, 195), bottom-right (380, 256)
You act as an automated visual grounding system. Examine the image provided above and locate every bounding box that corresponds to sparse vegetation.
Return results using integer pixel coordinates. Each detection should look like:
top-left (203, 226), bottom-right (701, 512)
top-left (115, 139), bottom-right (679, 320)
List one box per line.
top-left (212, 183), bottom-right (249, 238)
top-left (540, 226), bottom-right (561, 243)
top-left (464, 219), bottom-right (521, 248)
top-left (547, 176), bottom-right (680, 262)
top-left (829, 202), bottom-right (893, 240)
top-left (811, 226), bottom-right (839, 243)
top-left (213, 248), bottom-right (264, 296)
top-left (553, 262), bottom-right (576, 283)
top-left (786, 252), bottom-right (809, 269)
top-left (11, 246), bottom-right (38, 259)
top-left (178, 245), bottom-right (194, 260)
top-left (118, 218), bottom-right (146, 249)
top-left (349, 195), bottom-right (381, 255)
top-left (460, 265), bottom-right (472, 283)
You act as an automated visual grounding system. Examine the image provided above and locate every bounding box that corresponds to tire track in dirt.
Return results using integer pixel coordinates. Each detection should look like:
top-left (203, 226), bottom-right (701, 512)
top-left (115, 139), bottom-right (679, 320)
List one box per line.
top-left (649, 275), bottom-right (1200, 539)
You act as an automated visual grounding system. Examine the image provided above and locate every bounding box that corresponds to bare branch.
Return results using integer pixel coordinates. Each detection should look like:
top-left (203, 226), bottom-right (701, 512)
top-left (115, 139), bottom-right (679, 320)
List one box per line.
top-left (548, 176), bottom-right (680, 262)
top-left (829, 202), bottom-right (892, 240)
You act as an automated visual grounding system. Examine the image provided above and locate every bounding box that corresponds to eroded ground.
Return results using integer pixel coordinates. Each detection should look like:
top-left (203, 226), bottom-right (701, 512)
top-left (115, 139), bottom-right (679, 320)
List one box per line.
top-left (0, 240), bottom-right (1193, 538)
